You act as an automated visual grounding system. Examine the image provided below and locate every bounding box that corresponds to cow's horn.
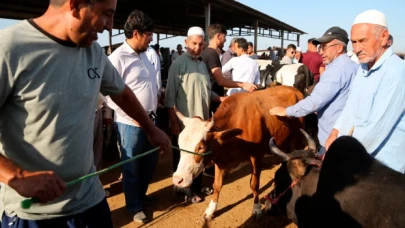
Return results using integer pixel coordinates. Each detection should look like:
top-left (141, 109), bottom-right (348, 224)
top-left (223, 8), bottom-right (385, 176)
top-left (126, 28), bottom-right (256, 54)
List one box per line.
top-left (174, 106), bottom-right (185, 122)
top-left (206, 114), bottom-right (215, 129)
top-left (299, 129), bottom-right (316, 153)
top-left (269, 137), bottom-right (289, 161)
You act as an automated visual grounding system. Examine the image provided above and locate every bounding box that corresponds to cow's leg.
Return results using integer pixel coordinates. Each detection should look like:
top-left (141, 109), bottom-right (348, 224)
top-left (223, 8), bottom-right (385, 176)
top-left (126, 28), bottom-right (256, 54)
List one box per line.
top-left (250, 156), bottom-right (263, 219)
top-left (204, 164), bottom-right (224, 220)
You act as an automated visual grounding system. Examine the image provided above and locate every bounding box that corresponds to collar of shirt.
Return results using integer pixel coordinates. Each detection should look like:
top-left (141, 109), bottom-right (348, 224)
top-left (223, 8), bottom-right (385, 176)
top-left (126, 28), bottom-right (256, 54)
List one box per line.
top-left (123, 40), bottom-right (140, 56)
top-left (326, 53), bottom-right (350, 68)
top-left (359, 48), bottom-right (393, 77)
top-left (240, 54), bottom-right (249, 58)
top-left (185, 51), bottom-right (202, 62)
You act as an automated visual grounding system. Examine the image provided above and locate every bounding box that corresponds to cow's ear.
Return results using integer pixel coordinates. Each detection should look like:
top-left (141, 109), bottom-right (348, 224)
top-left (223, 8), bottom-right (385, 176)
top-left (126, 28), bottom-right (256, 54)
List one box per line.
top-left (214, 128), bottom-right (243, 145)
top-left (287, 158), bottom-right (307, 180)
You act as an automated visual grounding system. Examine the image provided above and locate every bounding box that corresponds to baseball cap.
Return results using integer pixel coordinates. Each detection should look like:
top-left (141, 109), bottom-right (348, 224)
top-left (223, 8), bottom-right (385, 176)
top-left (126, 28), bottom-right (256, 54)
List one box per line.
top-left (313, 26), bottom-right (349, 45)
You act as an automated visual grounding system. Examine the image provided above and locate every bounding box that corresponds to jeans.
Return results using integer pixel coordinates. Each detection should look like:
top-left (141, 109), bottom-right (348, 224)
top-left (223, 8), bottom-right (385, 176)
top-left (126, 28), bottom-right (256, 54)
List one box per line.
top-left (0, 198), bottom-right (112, 228)
top-left (116, 122), bottom-right (159, 213)
top-left (317, 145), bottom-right (326, 157)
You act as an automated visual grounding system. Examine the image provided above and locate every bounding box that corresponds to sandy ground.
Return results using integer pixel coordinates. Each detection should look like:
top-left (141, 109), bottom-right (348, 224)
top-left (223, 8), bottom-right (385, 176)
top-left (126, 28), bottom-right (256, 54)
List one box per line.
top-left (100, 150), bottom-right (298, 228)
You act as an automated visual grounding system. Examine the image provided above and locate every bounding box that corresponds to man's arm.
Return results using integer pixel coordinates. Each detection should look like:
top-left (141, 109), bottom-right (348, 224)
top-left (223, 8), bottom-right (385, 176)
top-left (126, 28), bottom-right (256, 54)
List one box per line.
top-left (0, 154), bottom-right (66, 203)
top-left (110, 86), bottom-right (171, 151)
top-left (212, 67), bottom-right (257, 91)
top-left (164, 62), bottom-right (182, 136)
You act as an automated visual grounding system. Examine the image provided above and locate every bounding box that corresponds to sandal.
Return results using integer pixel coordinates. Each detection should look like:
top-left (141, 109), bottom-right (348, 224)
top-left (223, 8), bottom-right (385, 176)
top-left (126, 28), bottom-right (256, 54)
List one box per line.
top-left (201, 187), bottom-right (214, 196)
top-left (185, 193), bottom-right (202, 204)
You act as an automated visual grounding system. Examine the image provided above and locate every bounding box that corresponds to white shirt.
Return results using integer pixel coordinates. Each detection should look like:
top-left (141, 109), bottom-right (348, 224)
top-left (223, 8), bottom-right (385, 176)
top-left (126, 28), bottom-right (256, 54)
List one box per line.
top-left (145, 47), bottom-right (162, 96)
top-left (106, 41), bottom-right (159, 127)
top-left (171, 52), bottom-right (182, 62)
top-left (222, 54), bottom-right (260, 95)
top-left (275, 63), bottom-right (304, 86)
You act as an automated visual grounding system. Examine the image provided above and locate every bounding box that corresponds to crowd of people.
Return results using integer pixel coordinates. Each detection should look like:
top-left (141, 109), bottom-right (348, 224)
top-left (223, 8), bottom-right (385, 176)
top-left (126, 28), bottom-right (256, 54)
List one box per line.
top-left (0, 0), bottom-right (404, 227)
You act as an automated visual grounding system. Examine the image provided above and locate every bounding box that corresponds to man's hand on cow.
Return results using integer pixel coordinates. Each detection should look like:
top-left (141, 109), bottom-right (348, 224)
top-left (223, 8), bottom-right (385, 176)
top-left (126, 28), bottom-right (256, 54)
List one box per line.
top-left (8, 170), bottom-right (66, 204)
top-left (269, 107), bottom-right (287, 116)
top-left (147, 126), bottom-right (171, 153)
top-left (242, 82), bottom-right (257, 92)
top-left (325, 129), bottom-right (339, 151)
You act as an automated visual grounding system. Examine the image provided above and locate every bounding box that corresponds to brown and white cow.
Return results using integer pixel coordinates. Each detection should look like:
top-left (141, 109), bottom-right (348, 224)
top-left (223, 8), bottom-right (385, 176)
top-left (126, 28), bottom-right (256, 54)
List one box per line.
top-left (172, 86), bottom-right (306, 220)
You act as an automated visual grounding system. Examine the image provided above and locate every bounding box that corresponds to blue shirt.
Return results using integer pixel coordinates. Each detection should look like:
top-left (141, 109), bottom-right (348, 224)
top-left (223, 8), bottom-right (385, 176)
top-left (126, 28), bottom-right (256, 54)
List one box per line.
top-left (286, 54), bottom-right (358, 146)
top-left (334, 48), bottom-right (405, 173)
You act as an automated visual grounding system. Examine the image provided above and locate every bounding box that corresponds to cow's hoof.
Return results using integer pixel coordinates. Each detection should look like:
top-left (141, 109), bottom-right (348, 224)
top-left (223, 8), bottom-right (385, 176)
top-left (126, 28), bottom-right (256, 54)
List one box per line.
top-left (253, 211), bottom-right (263, 220)
top-left (204, 213), bottom-right (214, 221)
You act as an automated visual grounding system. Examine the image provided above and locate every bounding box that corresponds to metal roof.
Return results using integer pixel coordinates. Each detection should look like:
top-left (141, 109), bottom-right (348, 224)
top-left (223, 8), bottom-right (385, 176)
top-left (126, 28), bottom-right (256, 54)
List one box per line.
top-left (0, 0), bottom-right (305, 39)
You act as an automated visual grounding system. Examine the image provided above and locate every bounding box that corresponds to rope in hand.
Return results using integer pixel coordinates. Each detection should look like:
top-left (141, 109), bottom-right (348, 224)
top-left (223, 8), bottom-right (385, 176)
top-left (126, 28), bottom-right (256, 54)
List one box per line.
top-left (20, 146), bottom-right (212, 209)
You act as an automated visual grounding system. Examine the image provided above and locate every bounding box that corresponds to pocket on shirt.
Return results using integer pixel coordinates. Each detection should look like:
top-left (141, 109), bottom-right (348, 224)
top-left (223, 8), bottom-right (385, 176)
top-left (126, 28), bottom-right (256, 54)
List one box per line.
top-left (352, 95), bottom-right (374, 124)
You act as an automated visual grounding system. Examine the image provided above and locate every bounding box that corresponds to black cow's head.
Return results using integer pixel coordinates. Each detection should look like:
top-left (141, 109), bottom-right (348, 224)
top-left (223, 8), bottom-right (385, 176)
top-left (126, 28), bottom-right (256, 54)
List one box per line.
top-left (265, 129), bottom-right (321, 221)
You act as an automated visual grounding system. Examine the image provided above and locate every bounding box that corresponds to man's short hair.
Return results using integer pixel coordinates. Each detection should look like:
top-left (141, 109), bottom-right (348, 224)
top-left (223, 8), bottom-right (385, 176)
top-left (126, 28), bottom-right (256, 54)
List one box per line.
top-left (229, 37), bottom-right (238, 47)
top-left (307, 38), bottom-right (316, 44)
top-left (124, 10), bottom-right (154, 38)
top-left (208, 24), bottom-right (227, 40)
top-left (235, 38), bottom-right (248, 52)
top-left (388, 34), bottom-right (393, 42)
top-left (247, 42), bottom-right (254, 47)
top-left (50, 0), bottom-right (103, 7)
top-left (287, 44), bottom-right (297, 50)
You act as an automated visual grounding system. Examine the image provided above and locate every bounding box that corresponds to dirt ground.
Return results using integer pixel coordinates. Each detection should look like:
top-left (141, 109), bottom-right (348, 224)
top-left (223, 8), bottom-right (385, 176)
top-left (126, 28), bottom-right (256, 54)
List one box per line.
top-left (100, 150), bottom-right (298, 228)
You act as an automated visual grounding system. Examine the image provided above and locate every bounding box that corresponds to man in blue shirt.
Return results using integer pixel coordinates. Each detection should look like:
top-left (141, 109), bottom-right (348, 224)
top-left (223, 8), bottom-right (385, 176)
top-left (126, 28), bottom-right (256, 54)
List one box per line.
top-left (269, 26), bottom-right (358, 155)
top-left (325, 10), bottom-right (405, 173)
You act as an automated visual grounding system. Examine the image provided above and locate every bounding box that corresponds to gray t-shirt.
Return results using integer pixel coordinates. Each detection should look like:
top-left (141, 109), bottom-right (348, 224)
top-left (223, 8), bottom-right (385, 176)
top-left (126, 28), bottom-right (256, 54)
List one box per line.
top-left (0, 20), bottom-right (125, 220)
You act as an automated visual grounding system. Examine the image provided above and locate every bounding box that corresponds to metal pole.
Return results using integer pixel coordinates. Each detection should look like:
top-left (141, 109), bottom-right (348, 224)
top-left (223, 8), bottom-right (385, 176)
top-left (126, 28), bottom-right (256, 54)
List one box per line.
top-left (280, 30), bottom-right (285, 56)
top-left (204, 3), bottom-right (211, 43)
top-left (254, 20), bottom-right (258, 52)
top-left (157, 33), bottom-right (160, 44)
top-left (297, 34), bottom-right (300, 47)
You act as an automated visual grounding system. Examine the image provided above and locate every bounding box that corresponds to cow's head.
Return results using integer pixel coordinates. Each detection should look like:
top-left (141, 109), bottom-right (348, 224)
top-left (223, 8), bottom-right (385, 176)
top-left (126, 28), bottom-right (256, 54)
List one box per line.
top-left (172, 108), bottom-right (242, 188)
top-left (265, 129), bottom-right (321, 220)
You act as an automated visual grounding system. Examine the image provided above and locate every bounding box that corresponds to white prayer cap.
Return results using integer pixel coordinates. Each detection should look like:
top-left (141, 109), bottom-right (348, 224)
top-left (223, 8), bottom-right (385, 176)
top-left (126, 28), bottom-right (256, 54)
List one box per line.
top-left (296, 47), bottom-right (302, 52)
top-left (353, 9), bottom-right (387, 27)
top-left (187, 26), bottom-right (205, 37)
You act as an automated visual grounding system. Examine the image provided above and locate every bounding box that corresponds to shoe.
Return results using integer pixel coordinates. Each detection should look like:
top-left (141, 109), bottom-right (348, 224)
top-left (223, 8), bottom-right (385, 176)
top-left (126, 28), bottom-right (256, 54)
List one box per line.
top-left (143, 196), bottom-right (157, 204)
top-left (131, 211), bottom-right (149, 224)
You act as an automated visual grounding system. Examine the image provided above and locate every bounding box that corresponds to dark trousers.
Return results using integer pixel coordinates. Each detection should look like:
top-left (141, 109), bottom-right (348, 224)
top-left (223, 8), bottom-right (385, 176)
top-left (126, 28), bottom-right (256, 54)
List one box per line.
top-left (0, 198), bottom-right (112, 228)
top-left (172, 135), bottom-right (202, 193)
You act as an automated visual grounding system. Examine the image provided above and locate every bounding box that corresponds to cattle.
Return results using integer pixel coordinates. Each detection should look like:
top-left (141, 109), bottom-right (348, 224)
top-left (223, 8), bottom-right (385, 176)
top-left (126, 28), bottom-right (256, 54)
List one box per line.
top-left (265, 135), bottom-right (405, 228)
top-left (172, 86), bottom-right (307, 220)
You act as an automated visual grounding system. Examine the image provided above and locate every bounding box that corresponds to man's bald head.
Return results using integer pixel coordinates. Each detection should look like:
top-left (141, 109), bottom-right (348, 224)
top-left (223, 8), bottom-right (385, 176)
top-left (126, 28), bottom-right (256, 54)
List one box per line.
top-left (50, 0), bottom-right (106, 7)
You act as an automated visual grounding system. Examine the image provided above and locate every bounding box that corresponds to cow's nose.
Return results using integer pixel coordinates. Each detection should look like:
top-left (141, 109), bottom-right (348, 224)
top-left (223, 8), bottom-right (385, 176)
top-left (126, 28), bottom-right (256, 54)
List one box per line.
top-left (173, 176), bottom-right (184, 185)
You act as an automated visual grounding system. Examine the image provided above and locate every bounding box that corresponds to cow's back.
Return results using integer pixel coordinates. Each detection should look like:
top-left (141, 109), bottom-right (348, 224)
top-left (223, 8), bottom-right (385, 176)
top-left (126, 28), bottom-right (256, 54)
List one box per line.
top-left (213, 86), bottom-right (305, 154)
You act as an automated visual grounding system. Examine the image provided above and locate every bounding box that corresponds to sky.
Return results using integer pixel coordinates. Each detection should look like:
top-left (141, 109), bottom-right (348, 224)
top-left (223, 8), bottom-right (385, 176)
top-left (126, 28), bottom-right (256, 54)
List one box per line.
top-left (0, 0), bottom-right (404, 52)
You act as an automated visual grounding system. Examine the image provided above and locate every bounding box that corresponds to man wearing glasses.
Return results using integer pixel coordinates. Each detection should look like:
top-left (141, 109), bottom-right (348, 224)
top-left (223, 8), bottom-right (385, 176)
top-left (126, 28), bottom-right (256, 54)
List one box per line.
top-left (280, 44), bottom-right (297, 64)
top-left (106, 10), bottom-right (161, 224)
top-left (269, 26), bottom-right (358, 156)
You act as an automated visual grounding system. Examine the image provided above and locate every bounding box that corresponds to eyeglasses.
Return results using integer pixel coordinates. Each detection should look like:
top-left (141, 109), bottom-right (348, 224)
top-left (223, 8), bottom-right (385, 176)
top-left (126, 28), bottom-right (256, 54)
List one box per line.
top-left (291, 51), bottom-right (296, 54)
top-left (318, 43), bottom-right (340, 52)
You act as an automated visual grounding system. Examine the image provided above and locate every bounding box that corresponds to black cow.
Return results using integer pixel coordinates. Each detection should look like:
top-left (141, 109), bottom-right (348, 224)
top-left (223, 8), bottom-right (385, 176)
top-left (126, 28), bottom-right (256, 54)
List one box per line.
top-left (266, 136), bottom-right (405, 228)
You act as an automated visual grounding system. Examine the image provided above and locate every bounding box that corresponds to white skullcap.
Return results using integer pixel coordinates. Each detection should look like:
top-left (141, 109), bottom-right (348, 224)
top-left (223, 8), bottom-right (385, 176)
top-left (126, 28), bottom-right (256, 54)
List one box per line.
top-left (187, 26), bottom-right (205, 37)
top-left (353, 9), bottom-right (387, 27)
top-left (296, 47), bottom-right (302, 52)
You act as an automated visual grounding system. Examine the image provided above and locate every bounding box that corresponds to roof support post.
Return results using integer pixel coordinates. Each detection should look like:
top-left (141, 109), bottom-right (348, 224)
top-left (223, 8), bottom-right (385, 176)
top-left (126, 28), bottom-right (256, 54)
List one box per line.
top-left (107, 29), bottom-right (112, 55)
top-left (254, 20), bottom-right (258, 52)
top-left (204, 3), bottom-right (211, 43)
top-left (297, 34), bottom-right (300, 47)
top-left (156, 33), bottom-right (160, 44)
top-left (280, 30), bottom-right (285, 56)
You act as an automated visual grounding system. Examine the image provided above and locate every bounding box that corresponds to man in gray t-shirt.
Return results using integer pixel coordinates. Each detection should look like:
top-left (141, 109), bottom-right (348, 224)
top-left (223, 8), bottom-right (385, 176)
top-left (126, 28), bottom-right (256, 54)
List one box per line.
top-left (0, 0), bottom-right (170, 227)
